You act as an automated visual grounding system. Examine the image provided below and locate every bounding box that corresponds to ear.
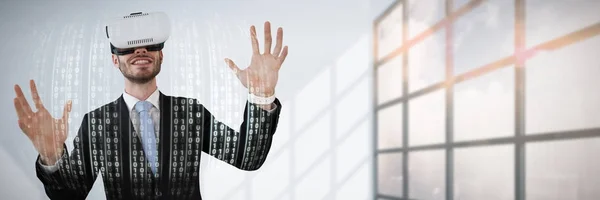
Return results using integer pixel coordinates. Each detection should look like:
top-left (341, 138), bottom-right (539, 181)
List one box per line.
top-left (159, 51), bottom-right (163, 64)
top-left (112, 54), bottom-right (119, 67)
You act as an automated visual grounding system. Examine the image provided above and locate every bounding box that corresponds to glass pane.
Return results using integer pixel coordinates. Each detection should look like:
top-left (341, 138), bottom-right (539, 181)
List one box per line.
top-left (526, 0), bottom-right (600, 48)
top-left (453, 0), bottom-right (514, 75)
top-left (378, 153), bottom-right (403, 197)
top-left (378, 103), bottom-right (403, 149)
top-left (377, 2), bottom-right (403, 60)
top-left (377, 54), bottom-right (403, 105)
top-left (527, 138), bottom-right (600, 200)
top-left (454, 145), bottom-right (514, 200)
top-left (454, 66), bottom-right (514, 142)
top-left (409, 150), bottom-right (445, 200)
top-left (408, 29), bottom-right (445, 92)
top-left (525, 35), bottom-right (600, 134)
top-left (407, 0), bottom-right (445, 39)
top-left (409, 89), bottom-right (445, 146)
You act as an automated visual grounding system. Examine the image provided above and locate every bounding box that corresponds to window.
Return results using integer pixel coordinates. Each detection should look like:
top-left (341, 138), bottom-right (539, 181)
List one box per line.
top-left (377, 103), bottom-right (403, 149)
top-left (377, 2), bottom-right (403, 61)
top-left (409, 89), bottom-right (445, 146)
top-left (377, 54), bottom-right (403, 105)
top-left (378, 153), bottom-right (403, 197)
top-left (408, 29), bottom-right (445, 92)
top-left (527, 138), bottom-right (600, 200)
top-left (526, 35), bottom-right (600, 134)
top-left (373, 0), bottom-right (600, 199)
top-left (407, 0), bottom-right (445, 39)
top-left (454, 66), bottom-right (514, 142)
top-left (525, 0), bottom-right (600, 48)
top-left (409, 150), bottom-right (445, 200)
top-left (454, 145), bottom-right (514, 200)
top-left (453, 0), bottom-right (514, 75)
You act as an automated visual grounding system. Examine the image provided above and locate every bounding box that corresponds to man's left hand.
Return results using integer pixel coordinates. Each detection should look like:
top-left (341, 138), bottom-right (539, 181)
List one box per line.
top-left (225, 21), bottom-right (288, 98)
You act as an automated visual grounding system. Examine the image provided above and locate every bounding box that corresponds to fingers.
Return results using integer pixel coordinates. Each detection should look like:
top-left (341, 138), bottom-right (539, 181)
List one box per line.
top-left (251, 22), bottom-right (285, 58)
top-left (263, 21), bottom-right (272, 55)
top-left (278, 46), bottom-right (289, 67)
top-left (224, 58), bottom-right (242, 78)
top-left (61, 100), bottom-right (72, 122)
top-left (14, 98), bottom-right (32, 137)
top-left (29, 80), bottom-right (45, 111)
top-left (250, 26), bottom-right (260, 55)
top-left (14, 84), bottom-right (33, 115)
top-left (14, 98), bottom-right (26, 119)
top-left (58, 100), bottom-right (72, 140)
top-left (273, 27), bottom-right (284, 56)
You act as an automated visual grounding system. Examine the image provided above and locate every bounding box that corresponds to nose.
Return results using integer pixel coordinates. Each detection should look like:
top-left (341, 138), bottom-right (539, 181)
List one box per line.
top-left (133, 47), bottom-right (148, 54)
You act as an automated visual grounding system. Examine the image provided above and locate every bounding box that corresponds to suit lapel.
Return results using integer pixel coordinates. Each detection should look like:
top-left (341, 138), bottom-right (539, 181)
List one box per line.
top-left (116, 95), bottom-right (134, 198)
top-left (158, 92), bottom-right (172, 197)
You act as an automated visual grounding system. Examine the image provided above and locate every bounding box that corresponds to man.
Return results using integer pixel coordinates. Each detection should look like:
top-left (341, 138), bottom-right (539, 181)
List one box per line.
top-left (12, 11), bottom-right (288, 199)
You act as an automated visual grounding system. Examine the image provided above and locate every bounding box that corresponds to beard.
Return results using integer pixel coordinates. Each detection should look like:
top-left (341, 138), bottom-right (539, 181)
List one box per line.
top-left (118, 56), bottom-right (161, 84)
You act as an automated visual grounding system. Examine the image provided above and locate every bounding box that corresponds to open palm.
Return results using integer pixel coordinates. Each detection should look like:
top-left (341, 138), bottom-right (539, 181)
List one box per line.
top-left (225, 21), bottom-right (288, 97)
top-left (14, 80), bottom-right (72, 165)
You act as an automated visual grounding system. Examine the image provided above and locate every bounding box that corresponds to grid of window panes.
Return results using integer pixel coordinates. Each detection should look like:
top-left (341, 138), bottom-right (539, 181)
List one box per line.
top-left (373, 0), bottom-right (600, 200)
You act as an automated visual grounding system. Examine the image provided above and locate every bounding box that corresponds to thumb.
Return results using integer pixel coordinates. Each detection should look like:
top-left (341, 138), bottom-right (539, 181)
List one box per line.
top-left (61, 100), bottom-right (72, 122)
top-left (224, 58), bottom-right (241, 77)
top-left (58, 100), bottom-right (72, 140)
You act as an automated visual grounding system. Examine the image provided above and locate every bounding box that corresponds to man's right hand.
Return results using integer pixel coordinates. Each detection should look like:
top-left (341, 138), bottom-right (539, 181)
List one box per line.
top-left (13, 80), bottom-right (72, 166)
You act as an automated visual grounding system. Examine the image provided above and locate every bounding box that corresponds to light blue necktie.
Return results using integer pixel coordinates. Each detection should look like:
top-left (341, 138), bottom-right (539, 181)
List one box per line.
top-left (135, 101), bottom-right (158, 174)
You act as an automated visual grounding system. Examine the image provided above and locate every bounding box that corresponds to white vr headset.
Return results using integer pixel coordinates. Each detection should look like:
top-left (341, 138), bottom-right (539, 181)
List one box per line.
top-left (105, 11), bottom-right (171, 55)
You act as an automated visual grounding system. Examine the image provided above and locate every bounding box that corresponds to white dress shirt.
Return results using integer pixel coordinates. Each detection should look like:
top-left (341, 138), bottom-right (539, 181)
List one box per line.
top-left (39, 88), bottom-right (276, 173)
top-left (122, 88), bottom-right (161, 138)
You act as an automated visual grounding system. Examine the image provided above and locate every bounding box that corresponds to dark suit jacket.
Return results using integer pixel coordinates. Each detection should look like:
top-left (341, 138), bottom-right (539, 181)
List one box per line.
top-left (35, 92), bottom-right (282, 200)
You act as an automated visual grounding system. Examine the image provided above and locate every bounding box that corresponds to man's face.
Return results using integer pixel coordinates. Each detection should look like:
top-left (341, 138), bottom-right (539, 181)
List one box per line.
top-left (112, 47), bottom-right (163, 84)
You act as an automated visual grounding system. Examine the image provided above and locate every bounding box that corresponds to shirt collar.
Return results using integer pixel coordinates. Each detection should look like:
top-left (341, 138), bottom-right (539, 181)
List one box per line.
top-left (122, 88), bottom-right (161, 112)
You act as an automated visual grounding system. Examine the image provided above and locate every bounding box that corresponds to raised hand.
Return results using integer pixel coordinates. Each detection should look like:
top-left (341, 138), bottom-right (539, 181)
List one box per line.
top-left (13, 80), bottom-right (72, 165)
top-left (225, 21), bottom-right (289, 97)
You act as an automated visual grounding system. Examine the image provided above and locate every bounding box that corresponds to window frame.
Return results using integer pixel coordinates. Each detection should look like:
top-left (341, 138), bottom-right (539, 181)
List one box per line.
top-left (372, 0), bottom-right (600, 199)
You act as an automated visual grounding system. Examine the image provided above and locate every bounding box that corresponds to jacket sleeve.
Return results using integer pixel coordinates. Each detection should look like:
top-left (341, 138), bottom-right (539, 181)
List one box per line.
top-left (35, 113), bottom-right (99, 200)
top-left (201, 98), bottom-right (282, 170)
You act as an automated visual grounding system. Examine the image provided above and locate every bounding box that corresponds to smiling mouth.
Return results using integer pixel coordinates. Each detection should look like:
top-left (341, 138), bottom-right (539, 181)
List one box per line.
top-left (132, 60), bottom-right (152, 65)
